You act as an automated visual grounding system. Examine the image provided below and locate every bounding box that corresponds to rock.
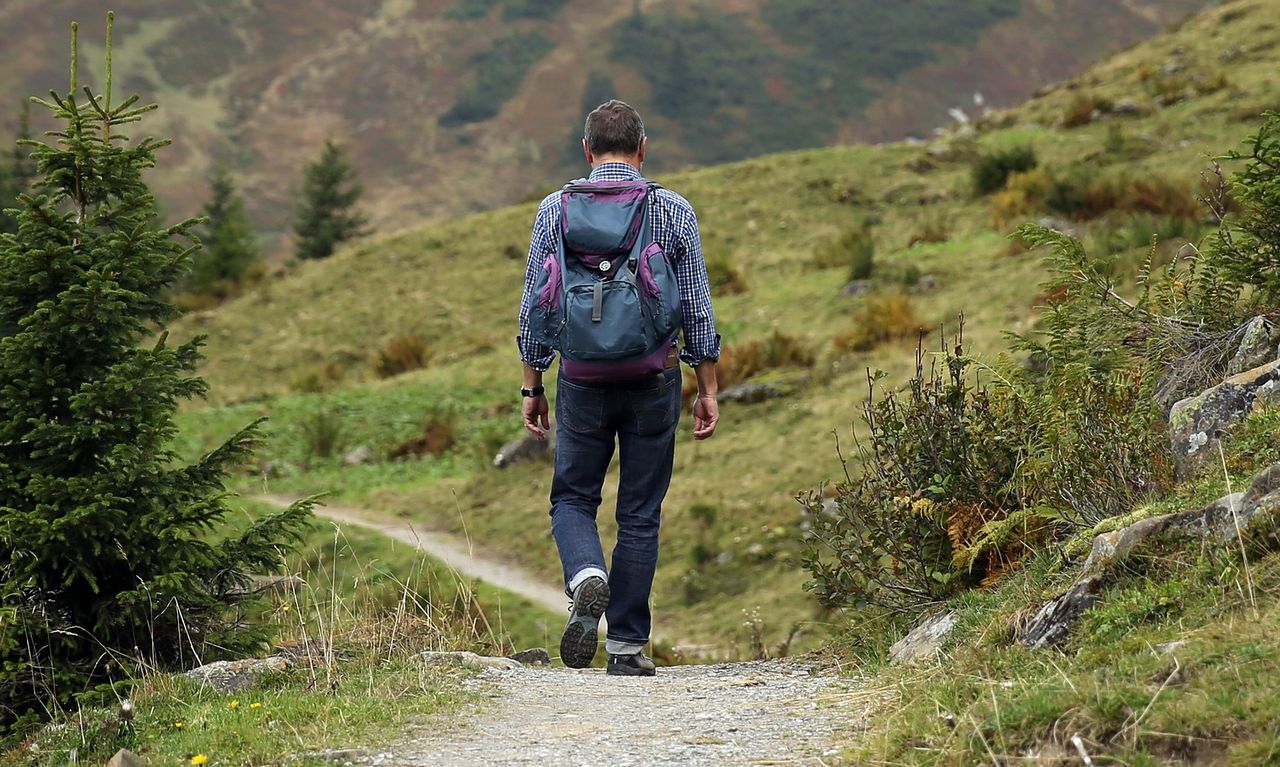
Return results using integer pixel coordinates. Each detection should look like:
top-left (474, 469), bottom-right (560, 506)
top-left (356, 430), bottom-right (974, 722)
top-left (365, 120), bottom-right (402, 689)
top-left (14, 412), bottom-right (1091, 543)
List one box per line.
top-left (1225, 317), bottom-right (1278, 377)
top-left (418, 651), bottom-right (521, 671)
top-left (889, 611), bottom-right (956, 663)
top-left (185, 656), bottom-right (291, 694)
top-left (508, 648), bottom-right (551, 666)
top-left (1036, 216), bottom-right (1086, 239)
top-left (915, 274), bottom-right (940, 292)
top-left (1023, 461), bottom-right (1280, 646)
top-left (106, 749), bottom-right (149, 767)
top-left (1169, 360), bottom-right (1280, 479)
top-left (343, 445), bottom-right (374, 466)
top-left (1109, 100), bottom-right (1146, 117)
top-left (719, 382), bottom-right (783, 405)
top-left (493, 424), bottom-right (555, 468)
top-left (1020, 576), bottom-right (1104, 648)
top-left (841, 279), bottom-right (873, 298)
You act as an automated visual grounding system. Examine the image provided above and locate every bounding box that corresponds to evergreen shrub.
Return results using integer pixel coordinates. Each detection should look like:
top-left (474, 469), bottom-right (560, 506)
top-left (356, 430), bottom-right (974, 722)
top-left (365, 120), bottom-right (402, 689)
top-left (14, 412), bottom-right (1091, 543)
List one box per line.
top-left (0, 18), bottom-right (312, 738)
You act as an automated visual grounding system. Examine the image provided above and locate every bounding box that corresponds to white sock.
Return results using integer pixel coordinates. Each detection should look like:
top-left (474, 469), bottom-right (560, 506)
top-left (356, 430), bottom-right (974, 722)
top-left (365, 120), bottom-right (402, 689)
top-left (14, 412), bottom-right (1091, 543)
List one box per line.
top-left (567, 566), bottom-right (608, 594)
top-left (605, 639), bottom-right (646, 656)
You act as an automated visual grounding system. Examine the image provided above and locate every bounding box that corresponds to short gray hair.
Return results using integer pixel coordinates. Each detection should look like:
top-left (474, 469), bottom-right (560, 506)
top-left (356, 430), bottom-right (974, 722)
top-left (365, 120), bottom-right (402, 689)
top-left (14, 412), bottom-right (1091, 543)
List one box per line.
top-left (584, 99), bottom-right (645, 156)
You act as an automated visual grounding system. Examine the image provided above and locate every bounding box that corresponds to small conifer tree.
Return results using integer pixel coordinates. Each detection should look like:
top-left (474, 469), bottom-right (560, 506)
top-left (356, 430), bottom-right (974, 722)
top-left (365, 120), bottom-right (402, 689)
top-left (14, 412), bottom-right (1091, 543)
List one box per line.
top-left (0, 16), bottom-right (312, 736)
top-left (293, 139), bottom-right (369, 260)
top-left (189, 166), bottom-right (259, 295)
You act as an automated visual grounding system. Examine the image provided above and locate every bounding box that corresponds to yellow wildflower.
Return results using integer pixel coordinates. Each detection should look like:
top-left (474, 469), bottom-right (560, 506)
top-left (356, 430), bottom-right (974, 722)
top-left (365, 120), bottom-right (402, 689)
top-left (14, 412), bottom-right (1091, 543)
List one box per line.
top-left (249, 702), bottom-right (262, 710)
top-left (174, 721), bottom-right (184, 729)
top-left (190, 755), bottom-right (208, 766)
top-left (229, 700), bottom-right (239, 711)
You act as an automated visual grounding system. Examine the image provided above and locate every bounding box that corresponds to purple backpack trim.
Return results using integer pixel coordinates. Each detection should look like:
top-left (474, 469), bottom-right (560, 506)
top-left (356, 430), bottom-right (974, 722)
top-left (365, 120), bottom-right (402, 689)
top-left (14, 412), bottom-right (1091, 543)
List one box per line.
top-left (537, 253), bottom-right (561, 310)
top-left (637, 242), bottom-right (666, 298)
top-left (561, 342), bottom-right (672, 382)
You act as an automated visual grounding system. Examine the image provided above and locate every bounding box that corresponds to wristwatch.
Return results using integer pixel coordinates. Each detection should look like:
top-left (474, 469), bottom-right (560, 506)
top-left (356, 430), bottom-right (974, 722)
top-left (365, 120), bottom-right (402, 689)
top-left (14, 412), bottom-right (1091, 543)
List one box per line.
top-left (520, 385), bottom-right (545, 398)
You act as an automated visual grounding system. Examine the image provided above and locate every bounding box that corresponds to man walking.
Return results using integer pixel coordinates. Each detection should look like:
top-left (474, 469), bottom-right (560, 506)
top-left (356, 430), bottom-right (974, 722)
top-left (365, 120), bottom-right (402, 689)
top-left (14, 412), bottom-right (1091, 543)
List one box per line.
top-left (516, 100), bottom-right (720, 676)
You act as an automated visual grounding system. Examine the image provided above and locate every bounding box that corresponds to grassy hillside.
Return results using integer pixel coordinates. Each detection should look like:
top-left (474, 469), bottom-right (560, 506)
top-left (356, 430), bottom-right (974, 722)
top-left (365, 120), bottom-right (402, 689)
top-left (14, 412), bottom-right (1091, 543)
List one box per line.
top-left (170, 0), bottom-right (1280, 656)
top-left (0, 0), bottom-right (1207, 252)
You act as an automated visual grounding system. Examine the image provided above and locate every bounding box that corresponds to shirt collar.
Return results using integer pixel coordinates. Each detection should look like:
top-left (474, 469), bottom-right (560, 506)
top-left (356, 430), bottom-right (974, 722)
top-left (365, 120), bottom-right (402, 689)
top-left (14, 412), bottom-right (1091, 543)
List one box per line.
top-left (587, 162), bottom-right (642, 182)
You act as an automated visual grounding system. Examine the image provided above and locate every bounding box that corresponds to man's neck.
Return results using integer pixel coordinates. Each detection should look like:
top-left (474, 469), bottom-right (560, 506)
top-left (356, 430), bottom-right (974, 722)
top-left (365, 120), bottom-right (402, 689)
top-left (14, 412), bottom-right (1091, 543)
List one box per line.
top-left (591, 155), bottom-right (640, 170)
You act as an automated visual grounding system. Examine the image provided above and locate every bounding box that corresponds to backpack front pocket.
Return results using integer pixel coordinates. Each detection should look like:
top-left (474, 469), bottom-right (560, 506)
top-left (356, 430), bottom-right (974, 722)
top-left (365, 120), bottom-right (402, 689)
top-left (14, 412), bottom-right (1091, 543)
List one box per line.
top-left (562, 280), bottom-right (654, 361)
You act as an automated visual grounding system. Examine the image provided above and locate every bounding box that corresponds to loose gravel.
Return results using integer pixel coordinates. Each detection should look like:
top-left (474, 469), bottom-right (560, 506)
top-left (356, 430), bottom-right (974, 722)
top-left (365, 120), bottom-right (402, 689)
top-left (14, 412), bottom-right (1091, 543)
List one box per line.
top-left (359, 659), bottom-right (862, 767)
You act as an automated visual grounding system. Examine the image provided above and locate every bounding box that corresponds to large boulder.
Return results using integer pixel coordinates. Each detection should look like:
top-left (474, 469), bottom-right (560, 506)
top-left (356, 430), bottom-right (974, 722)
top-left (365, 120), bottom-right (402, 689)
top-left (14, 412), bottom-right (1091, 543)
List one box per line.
top-left (1169, 360), bottom-right (1280, 479)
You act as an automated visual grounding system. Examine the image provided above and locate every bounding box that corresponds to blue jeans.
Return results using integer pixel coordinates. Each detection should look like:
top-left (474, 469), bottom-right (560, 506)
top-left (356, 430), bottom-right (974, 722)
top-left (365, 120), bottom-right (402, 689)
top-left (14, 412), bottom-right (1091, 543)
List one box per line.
top-left (550, 366), bottom-right (682, 649)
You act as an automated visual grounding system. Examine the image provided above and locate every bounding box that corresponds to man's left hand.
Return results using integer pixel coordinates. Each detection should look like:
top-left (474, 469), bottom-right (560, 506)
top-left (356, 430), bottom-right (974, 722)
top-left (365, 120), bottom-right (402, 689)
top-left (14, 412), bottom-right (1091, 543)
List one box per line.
top-left (523, 394), bottom-right (550, 440)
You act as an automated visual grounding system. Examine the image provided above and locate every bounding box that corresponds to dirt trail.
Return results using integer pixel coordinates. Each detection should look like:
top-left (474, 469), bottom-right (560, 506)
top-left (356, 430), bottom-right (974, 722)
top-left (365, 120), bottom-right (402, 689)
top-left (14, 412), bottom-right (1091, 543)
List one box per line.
top-left (363, 659), bottom-right (866, 767)
top-left (258, 494), bottom-right (568, 616)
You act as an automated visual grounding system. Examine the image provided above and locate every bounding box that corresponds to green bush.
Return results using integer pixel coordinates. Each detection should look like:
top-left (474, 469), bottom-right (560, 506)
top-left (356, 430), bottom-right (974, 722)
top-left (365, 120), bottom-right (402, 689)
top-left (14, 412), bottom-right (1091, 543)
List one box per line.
top-left (814, 227), bottom-right (875, 280)
top-left (971, 145), bottom-right (1038, 196)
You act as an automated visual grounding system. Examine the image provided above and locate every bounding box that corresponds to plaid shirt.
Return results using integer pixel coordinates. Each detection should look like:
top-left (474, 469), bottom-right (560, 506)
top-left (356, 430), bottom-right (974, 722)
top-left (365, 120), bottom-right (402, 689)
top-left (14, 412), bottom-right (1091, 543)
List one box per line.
top-left (517, 162), bottom-right (721, 372)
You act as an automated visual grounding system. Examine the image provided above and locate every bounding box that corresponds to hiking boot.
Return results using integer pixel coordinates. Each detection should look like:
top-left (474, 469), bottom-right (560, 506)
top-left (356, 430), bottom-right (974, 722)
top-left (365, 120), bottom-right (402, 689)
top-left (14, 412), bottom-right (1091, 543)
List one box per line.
top-left (606, 651), bottom-right (656, 677)
top-left (559, 576), bottom-right (609, 669)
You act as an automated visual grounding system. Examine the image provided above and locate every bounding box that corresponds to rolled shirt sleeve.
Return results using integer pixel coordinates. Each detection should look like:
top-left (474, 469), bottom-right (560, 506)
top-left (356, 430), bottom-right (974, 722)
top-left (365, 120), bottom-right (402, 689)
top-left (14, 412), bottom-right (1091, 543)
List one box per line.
top-left (672, 207), bottom-right (721, 367)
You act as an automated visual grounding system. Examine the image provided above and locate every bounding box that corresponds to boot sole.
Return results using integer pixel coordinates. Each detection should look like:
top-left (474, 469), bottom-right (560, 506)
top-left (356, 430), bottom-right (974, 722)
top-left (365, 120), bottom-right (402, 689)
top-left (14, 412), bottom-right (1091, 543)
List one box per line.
top-left (560, 579), bottom-right (609, 669)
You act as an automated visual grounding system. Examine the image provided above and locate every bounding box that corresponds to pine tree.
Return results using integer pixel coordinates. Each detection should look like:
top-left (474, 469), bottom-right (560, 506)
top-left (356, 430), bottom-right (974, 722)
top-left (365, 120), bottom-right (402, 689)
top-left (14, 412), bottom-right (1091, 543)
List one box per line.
top-left (189, 166), bottom-right (259, 295)
top-left (293, 139), bottom-right (369, 260)
top-left (0, 16), bottom-right (312, 736)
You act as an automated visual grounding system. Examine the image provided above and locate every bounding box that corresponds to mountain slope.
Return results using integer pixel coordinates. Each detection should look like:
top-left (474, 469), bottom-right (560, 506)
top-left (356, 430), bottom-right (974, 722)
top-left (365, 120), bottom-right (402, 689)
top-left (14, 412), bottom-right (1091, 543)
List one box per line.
top-left (169, 0), bottom-right (1280, 652)
top-left (0, 0), bottom-right (1208, 254)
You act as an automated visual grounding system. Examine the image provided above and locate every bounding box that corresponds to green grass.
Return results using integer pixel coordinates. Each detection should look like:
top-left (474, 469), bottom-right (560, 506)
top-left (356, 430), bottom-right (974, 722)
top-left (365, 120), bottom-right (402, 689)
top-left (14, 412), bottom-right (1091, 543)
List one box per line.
top-left (830, 405), bottom-right (1280, 764)
top-left (7, 658), bottom-right (472, 767)
top-left (167, 0), bottom-right (1280, 655)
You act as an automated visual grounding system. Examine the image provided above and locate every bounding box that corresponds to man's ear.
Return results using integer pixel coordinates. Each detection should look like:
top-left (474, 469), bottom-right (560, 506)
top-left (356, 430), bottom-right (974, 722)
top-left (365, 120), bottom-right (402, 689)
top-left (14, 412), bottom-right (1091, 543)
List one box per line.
top-left (582, 139), bottom-right (593, 165)
top-left (637, 136), bottom-right (647, 165)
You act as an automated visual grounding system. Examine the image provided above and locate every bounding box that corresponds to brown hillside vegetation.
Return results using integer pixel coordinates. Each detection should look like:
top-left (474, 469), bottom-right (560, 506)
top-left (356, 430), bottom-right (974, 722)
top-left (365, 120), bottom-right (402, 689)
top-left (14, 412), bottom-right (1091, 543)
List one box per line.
top-left (0, 0), bottom-right (1208, 253)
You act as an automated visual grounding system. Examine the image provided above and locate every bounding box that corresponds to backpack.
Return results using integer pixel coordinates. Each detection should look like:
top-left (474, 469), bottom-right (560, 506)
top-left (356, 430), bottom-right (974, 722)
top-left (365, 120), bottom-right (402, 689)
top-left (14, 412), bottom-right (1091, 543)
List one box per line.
top-left (529, 179), bottom-right (682, 381)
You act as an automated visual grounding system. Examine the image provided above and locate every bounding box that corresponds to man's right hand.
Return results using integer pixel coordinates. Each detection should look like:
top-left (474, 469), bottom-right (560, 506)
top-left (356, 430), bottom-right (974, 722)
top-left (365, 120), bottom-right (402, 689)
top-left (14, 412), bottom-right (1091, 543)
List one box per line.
top-left (523, 394), bottom-right (550, 440)
top-left (692, 394), bottom-right (719, 440)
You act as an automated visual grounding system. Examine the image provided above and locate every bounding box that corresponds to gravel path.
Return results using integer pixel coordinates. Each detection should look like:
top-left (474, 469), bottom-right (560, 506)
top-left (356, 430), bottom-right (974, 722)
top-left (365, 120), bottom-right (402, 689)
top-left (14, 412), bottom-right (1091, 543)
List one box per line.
top-left (361, 659), bottom-right (863, 767)
top-left (258, 493), bottom-right (569, 615)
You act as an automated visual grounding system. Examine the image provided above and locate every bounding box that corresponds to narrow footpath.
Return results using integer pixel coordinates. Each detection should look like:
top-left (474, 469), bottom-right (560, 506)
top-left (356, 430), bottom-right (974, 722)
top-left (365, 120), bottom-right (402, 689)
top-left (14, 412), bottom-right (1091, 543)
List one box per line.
top-left (257, 493), bottom-right (568, 615)
top-left (260, 494), bottom-right (872, 765)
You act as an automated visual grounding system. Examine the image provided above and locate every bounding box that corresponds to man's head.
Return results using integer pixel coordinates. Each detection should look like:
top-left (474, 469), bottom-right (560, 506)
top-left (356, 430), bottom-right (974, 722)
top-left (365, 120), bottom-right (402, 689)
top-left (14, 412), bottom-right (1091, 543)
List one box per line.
top-left (582, 99), bottom-right (646, 168)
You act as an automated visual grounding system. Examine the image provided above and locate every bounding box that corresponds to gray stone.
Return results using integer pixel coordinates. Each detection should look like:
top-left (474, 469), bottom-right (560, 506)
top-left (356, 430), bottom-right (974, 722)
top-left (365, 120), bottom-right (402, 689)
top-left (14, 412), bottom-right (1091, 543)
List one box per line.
top-left (418, 651), bottom-right (521, 671)
top-left (719, 383), bottom-right (783, 405)
top-left (1109, 100), bottom-right (1146, 117)
top-left (106, 749), bottom-right (149, 767)
top-left (508, 648), bottom-right (551, 666)
top-left (1021, 576), bottom-right (1104, 648)
top-left (1169, 360), bottom-right (1280, 479)
top-left (493, 424), bottom-right (556, 468)
top-left (1023, 462), bottom-right (1280, 647)
top-left (1226, 317), bottom-right (1278, 377)
top-left (1037, 216), bottom-right (1085, 239)
top-left (841, 279), bottom-right (873, 298)
top-left (889, 611), bottom-right (956, 663)
top-left (915, 274), bottom-right (940, 292)
top-left (343, 445), bottom-right (374, 466)
top-left (185, 655), bottom-right (291, 694)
